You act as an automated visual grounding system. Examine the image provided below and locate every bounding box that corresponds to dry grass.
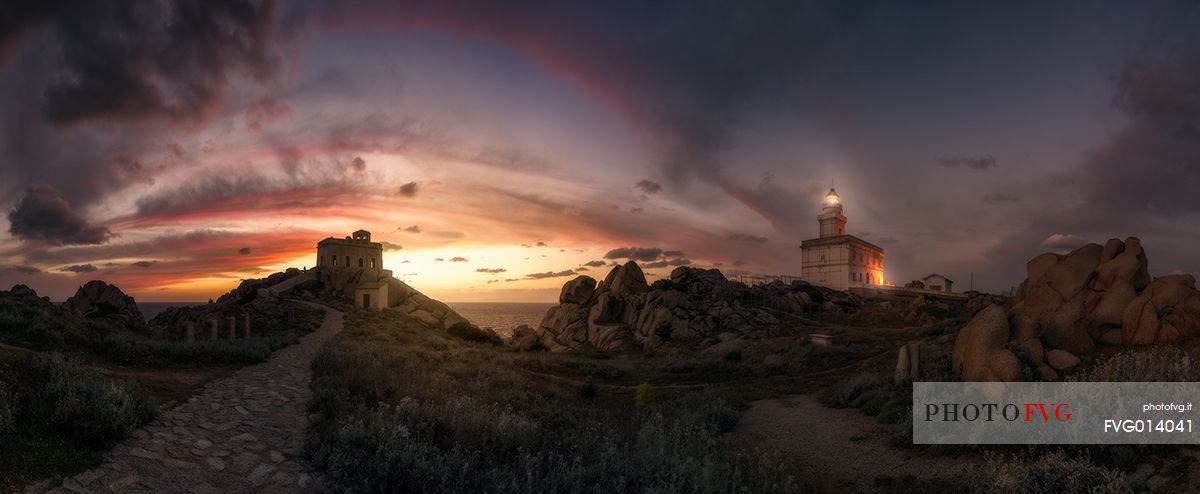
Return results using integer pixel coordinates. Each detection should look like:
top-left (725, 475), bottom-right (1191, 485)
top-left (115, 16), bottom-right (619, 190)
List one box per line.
top-left (305, 307), bottom-right (799, 493)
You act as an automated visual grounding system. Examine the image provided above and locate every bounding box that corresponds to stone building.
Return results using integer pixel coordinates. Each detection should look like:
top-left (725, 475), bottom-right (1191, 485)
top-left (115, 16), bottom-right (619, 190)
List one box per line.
top-left (315, 230), bottom-right (393, 309)
top-left (317, 229), bottom-right (382, 270)
top-left (921, 273), bottom-right (953, 292)
top-left (800, 188), bottom-right (885, 291)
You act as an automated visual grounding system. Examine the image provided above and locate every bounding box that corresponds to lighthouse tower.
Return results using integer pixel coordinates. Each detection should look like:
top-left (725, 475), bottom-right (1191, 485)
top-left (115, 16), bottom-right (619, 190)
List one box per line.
top-left (800, 187), bottom-right (886, 290)
top-left (818, 188), bottom-right (846, 237)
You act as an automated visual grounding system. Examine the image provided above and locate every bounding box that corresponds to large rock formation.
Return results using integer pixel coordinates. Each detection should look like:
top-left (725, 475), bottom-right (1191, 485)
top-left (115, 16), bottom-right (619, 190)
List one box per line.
top-left (534, 262), bottom-right (828, 351)
top-left (952, 237), bottom-right (1200, 381)
top-left (384, 277), bottom-right (471, 330)
top-left (62, 280), bottom-right (145, 330)
top-left (951, 305), bottom-right (1021, 382)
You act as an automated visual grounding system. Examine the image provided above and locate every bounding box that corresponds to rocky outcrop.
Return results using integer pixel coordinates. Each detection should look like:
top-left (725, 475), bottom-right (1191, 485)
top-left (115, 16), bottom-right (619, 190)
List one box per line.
top-left (217, 268), bottom-right (307, 305)
top-left (534, 262), bottom-right (826, 351)
top-left (951, 305), bottom-right (1021, 382)
top-left (62, 280), bottom-right (145, 330)
top-left (385, 277), bottom-right (471, 331)
top-left (950, 237), bottom-right (1200, 381)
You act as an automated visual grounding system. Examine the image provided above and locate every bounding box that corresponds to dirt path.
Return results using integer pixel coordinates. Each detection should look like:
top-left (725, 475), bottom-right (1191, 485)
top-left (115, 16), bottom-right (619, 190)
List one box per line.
top-left (35, 303), bottom-right (341, 494)
top-left (730, 395), bottom-right (977, 492)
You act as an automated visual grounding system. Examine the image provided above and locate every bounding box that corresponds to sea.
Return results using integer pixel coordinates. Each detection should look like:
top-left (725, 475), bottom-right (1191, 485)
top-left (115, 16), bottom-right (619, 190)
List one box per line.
top-left (137, 301), bottom-right (552, 337)
top-left (138, 302), bottom-right (206, 321)
top-left (448, 302), bottom-right (554, 337)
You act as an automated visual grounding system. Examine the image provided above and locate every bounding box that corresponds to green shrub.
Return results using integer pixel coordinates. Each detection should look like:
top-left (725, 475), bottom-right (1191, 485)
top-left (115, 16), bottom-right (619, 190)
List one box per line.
top-left (446, 322), bottom-right (502, 345)
top-left (1069, 347), bottom-right (1197, 382)
top-left (635, 382), bottom-right (655, 413)
top-left (973, 451), bottom-right (1125, 494)
top-left (29, 353), bottom-right (155, 444)
top-left (876, 399), bottom-right (910, 425)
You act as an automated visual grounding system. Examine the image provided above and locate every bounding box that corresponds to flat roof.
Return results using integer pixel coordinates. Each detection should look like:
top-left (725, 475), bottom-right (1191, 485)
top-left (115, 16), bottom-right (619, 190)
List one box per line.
top-left (317, 237), bottom-right (383, 249)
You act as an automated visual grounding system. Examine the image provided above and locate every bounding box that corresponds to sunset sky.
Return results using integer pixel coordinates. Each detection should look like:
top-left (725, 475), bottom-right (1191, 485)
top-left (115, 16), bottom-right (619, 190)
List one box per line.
top-left (2, 1), bottom-right (1199, 302)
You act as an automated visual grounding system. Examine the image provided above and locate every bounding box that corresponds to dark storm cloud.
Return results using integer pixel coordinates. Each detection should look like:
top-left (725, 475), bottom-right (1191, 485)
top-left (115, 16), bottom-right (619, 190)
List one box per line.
top-left (131, 159), bottom-right (368, 220)
top-left (238, 247), bottom-right (253, 255)
top-left (644, 258), bottom-right (691, 269)
top-left (582, 260), bottom-right (606, 267)
top-left (603, 247), bottom-right (664, 262)
top-left (1075, 44), bottom-right (1200, 217)
top-left (635, 179), bottom-right (662, 194)
top-left (132, 261), bottom-right (156, 268)
top-left (399, 225), bottom-right (422, 233)
top-left (398, 182), bottom-right (419, 197)
top-left (449, 256), bottom-right (468, 262)
top-left (320, 1), bottom-right (865, 234)
top-left (13, 266), bottom-right (42, 274)
top-left (59, 263), bottom-right (97, 273)
top-left (980, 18), bottom-right (1200, 288)
top-left (1, 0), bottom-right (283, 126)
top-left (379, 241), bottom-right (404, 251)
top-left (476, 267), bottom-right (506, 274)
top-left (7, 185), bottom-right (112, 245)
top-left (936, 155), bottom-right (998, 170)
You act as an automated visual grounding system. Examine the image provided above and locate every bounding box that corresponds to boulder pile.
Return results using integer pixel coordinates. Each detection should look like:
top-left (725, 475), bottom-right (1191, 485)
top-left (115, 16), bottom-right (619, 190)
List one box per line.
top-left (952, 237), bottom-right (1200, 381)
top-left (534, 262), bottom-right (829, 351)
top-left (62, 280), bottom-right (145, 330)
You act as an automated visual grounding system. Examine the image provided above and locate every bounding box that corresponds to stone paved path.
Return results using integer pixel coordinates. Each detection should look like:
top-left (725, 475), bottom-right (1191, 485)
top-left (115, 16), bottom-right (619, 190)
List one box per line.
top-left (36, 303), bottom-right (342, 494)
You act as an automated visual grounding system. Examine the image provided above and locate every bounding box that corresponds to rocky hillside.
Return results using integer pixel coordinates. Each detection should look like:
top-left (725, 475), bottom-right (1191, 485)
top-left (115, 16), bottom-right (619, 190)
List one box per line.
top-left (951, 237), bottom-right (1200, 381)
top-left (62, 280), bottom-right (146, 331)
top-left (0, 283), bottom-right (142, 349)
top-left (191, 266), bottom-right (472, 332)
top-left (531, 261), bottom-right (871, 351)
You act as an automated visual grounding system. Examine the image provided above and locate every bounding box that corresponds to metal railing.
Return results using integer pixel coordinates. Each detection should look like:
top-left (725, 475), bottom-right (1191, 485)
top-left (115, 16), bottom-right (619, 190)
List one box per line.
top-left (731, 274), bottom-right (804, 286)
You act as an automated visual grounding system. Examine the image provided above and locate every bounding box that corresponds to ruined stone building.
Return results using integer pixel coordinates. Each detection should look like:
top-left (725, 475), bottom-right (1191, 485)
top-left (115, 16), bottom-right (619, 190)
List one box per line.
top-left (800, 188), bottom-right (886, 291)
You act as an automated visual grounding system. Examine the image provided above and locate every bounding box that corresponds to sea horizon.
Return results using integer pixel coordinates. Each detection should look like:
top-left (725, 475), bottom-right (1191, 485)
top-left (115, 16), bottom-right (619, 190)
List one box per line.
top-left (130, 300), bottom-right (551, 335)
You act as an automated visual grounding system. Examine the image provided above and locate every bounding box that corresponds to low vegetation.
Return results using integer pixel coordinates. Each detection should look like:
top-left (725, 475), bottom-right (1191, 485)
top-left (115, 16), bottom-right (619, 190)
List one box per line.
top-left (445, 321), bottom-right (503, 345)
top-left (0, 350), bottom-right (155, 488)
top-left (973, 451), bottom-right (1126, 494)
top-left (306, 308), bottom-right (797, 493)
top-left (1068, 347), bottom-right (1199, 382)
top-left (0, 295), bottom-right (322, 367)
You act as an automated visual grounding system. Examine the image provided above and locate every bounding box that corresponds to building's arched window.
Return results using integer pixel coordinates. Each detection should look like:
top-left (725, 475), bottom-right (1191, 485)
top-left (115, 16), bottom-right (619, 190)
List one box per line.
top-left (370, 258), bottom-right (375, 268)
top-left (345, 255), bottom-right (350, 267)
top-left (358, 257), bottom-right (364, 268)
top-left (332, 256), bottom-right (337, 267)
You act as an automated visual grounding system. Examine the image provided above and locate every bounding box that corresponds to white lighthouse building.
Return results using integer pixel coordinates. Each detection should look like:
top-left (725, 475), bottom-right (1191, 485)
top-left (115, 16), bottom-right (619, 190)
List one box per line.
top-left (800, 188), bottom-right (885, 291)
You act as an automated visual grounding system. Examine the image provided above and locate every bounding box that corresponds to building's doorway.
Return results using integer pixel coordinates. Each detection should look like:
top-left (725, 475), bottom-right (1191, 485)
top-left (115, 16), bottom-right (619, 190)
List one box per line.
top-left (362, 293), bottom-right (371, 308)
